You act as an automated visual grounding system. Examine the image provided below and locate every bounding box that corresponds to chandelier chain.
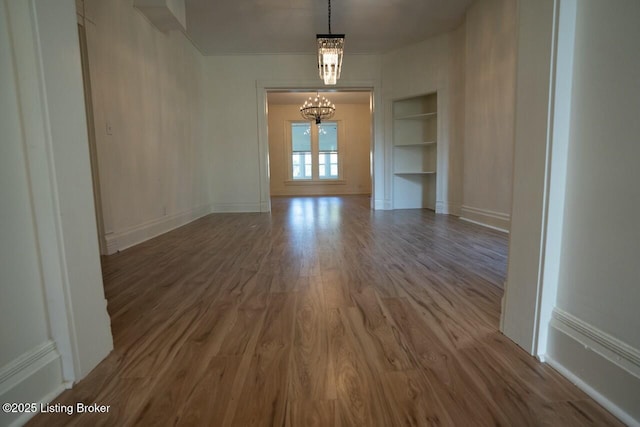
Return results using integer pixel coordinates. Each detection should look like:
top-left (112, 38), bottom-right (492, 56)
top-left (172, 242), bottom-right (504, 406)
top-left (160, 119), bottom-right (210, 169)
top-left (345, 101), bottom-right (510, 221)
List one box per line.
top-left (328, 0), bottom-right (332, 34)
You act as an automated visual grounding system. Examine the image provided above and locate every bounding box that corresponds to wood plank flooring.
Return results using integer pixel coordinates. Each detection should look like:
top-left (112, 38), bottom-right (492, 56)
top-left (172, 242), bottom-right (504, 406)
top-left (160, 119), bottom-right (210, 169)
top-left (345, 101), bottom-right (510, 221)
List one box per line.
top-left (27, 196), bottom-right (622, 426)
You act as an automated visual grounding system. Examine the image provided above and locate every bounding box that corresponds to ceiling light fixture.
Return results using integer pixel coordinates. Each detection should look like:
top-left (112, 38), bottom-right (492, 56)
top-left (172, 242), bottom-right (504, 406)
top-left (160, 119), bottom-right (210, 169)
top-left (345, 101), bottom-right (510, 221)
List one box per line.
top-left (317, 0), bottom-right (345, 85)
top-left (300, 92), bottom-right (336, 125)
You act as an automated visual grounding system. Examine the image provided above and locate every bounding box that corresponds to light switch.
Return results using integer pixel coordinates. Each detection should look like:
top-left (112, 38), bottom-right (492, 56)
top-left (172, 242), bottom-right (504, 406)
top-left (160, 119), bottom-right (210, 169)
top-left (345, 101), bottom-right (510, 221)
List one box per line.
top-left (106, 121), bottom-right (113, 135)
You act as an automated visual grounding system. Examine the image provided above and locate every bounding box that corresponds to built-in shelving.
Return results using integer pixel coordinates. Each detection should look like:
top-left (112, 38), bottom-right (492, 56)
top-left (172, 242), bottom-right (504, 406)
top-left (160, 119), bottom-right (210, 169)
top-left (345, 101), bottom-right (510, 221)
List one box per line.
top-left (392, 93), bottom-right (438, 210)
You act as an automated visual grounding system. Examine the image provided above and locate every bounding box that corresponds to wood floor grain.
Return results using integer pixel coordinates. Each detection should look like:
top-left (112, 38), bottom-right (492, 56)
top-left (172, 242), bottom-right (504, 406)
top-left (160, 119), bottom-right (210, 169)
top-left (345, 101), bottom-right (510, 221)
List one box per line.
top-left (26, 196), bottom-right (622, 427)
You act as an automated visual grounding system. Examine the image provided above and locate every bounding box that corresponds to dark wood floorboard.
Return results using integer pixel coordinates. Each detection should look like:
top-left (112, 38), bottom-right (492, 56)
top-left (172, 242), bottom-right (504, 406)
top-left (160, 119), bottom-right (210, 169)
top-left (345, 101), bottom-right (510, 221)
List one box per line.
top-left (27, 196), bottom-right (622, 426)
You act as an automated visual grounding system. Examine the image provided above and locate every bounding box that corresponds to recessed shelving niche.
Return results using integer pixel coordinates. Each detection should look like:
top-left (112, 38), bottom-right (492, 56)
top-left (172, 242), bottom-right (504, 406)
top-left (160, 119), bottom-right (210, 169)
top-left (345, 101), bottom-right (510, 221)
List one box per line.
top-left (392, 93), bottom-right (438, 210)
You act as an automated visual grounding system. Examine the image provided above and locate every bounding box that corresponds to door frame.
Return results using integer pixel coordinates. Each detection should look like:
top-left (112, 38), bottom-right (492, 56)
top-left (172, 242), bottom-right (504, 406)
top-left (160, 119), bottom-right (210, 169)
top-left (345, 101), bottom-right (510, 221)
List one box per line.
top-left (256, 79), bottom-right (382, 211)
top-left (77, 21), bottom-right (107, 255)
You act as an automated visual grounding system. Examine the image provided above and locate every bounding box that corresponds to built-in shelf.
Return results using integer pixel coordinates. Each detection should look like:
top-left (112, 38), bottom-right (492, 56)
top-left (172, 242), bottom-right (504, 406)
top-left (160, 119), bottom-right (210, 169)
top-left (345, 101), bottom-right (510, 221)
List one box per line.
top-left (392, 92), bottom-right (439, 210)
top-left (394, 171), bottom-right (436, 175)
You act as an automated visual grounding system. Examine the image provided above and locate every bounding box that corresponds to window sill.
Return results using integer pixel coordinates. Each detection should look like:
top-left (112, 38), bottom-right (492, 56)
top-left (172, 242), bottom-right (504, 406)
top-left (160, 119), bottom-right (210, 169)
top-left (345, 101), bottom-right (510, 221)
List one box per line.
top-left (285, 179), bottom-right (346, 186)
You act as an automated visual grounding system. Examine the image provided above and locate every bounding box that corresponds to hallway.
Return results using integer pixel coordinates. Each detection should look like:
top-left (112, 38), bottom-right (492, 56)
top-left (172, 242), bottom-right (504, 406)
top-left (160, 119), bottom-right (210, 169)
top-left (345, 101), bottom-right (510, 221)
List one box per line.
top-left (27, 197), bottom-right (619, 426)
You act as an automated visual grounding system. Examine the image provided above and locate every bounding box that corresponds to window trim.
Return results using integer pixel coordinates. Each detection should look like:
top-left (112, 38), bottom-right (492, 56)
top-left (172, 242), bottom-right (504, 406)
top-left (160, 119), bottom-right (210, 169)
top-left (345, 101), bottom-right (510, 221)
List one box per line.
top-left (285, 120), bottom-right (344, 184)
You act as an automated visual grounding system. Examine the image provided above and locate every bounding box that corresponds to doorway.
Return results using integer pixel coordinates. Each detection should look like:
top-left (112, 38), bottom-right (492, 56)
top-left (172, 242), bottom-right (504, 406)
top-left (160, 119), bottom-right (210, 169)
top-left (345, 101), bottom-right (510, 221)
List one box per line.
top-left (256, 81), bottom-right (382, 213)
top-left (265, 90), bottom-right (373, 202)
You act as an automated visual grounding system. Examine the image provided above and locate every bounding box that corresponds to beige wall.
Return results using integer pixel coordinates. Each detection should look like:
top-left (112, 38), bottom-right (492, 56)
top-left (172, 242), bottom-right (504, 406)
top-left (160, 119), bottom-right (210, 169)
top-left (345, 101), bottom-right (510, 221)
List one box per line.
top-left (268, 104), bottom-right (372, 197)
top-left (461, 0), bottom-right (517, 231)
top-left (83, 0), bottom-right (210, 253)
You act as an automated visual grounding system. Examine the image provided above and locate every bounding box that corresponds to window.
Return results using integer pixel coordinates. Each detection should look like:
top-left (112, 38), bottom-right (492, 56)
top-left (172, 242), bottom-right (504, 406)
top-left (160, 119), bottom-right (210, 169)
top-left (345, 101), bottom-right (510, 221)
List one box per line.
top-left (289, 121), bottom-right (341, 182)
top-left (291, 123), bottom-right (312, 179)
top-left (318, 123), bottom-right (338, 179)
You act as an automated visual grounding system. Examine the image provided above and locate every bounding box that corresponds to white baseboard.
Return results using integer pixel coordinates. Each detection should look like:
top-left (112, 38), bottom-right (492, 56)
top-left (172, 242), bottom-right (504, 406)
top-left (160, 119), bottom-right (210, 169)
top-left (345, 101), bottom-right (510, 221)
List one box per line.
top-left (210, 202), bottom-right (262, 213)
top-left (460, 205), bottom-right (510, 233)
top-left (546, 308), bottom-right (640, 425)
top-left (104, 204), bottom-right (212, 254)
top-left (0, 341), bottom-right (65, 427)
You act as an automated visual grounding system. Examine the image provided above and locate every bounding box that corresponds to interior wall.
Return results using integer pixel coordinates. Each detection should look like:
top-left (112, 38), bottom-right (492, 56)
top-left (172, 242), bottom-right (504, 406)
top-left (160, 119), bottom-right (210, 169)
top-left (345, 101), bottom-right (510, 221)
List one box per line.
top-left (447, 24), bottom-right (466, 215)
top-left (504, 0), bottom-right (639, 423)
top-left (556, 0), bottom-right (640, 358)
top-left (268, 103), bottom-right (372, 197)
top-left (547, 0), bottom-right (640, 422)
top-left (461, 0), bottom-right (517, 231)
top-left (381, 28), bottom-right (466, 214)
top-left (1, 1), bottom-right (113, 425)
top-left (0, 9), bottom-right (62, 423)
top-left (0, 0), bottom-right (55, 381)
top-left (82, 0), bottom-right (210, 253)
top-left (35, 0), bottom-right (114, 377)
top-left (203, 54), bottom-right (381, 212)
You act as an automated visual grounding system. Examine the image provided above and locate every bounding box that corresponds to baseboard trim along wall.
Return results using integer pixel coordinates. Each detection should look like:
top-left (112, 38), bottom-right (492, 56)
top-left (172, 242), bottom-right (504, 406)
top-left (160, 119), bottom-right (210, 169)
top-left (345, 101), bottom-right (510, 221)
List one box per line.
top-left (0, 341), bottom-right (65, 427)
top-left (460, 205), bottom-right (510, 232)
top-left (546, 308), bottom-right (640, 425)
top-left (105, 204), bottom-right (212, 254)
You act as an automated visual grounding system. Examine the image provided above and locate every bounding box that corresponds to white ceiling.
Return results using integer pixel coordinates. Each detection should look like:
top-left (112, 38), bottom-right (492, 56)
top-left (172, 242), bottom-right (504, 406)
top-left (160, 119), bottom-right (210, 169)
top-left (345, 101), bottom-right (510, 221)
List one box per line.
top-left (268, 90), bottom-right (370, 105)
top-left (185, 0), bottom-right (473, 55)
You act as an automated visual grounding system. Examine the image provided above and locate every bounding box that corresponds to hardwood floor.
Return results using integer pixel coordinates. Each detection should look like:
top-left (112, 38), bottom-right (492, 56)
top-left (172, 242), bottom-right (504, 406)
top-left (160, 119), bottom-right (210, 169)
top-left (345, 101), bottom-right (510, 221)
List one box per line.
top-left (27, 196), bottom-right (621, 426)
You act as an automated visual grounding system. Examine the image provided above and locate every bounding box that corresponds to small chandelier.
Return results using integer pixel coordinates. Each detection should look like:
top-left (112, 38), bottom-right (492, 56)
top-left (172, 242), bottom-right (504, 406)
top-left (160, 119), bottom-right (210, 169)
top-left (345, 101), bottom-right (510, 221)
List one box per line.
top-left (317, 0), bottom-right (344, 85)
top-left (300, 93), bottom-right (336, 124)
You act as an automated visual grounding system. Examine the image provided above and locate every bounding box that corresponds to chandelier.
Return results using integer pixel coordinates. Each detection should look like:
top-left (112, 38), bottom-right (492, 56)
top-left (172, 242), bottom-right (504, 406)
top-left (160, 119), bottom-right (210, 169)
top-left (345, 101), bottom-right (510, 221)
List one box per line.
top-left (300, 93), bottom-right (336, 124)
top-left (317, 0), bottom-right (344, 85)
